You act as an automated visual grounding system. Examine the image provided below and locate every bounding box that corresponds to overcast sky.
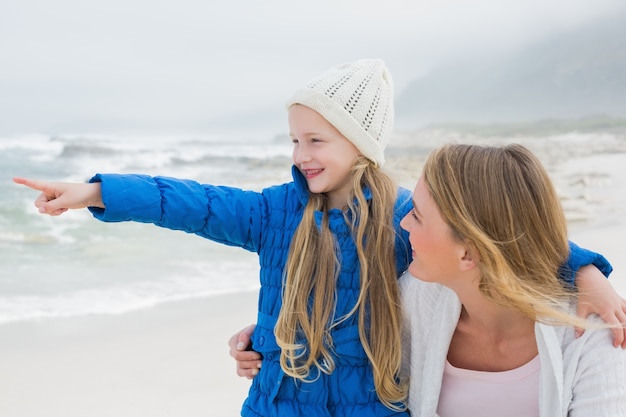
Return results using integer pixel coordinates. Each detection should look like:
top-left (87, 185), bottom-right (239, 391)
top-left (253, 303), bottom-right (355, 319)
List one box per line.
top-left (1, 0), bottom-right (624, 137)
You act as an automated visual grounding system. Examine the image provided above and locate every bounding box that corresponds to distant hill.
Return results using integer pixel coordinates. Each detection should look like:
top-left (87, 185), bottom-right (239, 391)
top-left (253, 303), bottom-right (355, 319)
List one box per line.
top-left (396, 9), bottom-right (626, 128)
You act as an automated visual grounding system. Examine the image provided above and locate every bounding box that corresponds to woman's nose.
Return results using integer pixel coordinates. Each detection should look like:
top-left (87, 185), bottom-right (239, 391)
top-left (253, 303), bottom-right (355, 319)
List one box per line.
top-left (400, 213), bottom-right (409, 231)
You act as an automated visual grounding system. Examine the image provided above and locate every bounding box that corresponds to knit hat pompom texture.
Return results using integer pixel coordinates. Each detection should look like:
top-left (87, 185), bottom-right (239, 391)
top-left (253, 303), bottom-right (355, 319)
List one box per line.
top-left (287, 59), bottom-right (394, 167)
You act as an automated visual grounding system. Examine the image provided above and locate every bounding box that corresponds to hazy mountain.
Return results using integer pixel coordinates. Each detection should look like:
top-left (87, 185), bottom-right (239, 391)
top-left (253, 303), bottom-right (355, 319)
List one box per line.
top-left (396, 9), bottom-right (626, 128)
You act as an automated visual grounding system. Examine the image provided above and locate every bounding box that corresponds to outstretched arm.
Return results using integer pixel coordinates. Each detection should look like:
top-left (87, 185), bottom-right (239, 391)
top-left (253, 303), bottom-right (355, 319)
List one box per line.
top-left (13, 177), bottom-right (104, 216)
top-left (228, 324), bottom-right (262, 379)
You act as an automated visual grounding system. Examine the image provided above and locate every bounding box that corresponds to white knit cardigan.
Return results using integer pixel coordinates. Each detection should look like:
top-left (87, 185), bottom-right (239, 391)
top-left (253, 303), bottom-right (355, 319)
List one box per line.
top-left (399, 273), bottom-right (626, 417)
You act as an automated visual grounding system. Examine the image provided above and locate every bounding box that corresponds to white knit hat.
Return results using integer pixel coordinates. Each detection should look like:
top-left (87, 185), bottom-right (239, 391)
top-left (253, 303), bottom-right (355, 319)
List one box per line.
top-left (286, 59), bottom-right (394, 167)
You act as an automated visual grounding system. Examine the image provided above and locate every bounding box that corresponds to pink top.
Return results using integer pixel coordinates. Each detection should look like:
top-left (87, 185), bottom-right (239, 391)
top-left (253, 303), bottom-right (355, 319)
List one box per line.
top-left (437, 355), bottom-right (540, 417)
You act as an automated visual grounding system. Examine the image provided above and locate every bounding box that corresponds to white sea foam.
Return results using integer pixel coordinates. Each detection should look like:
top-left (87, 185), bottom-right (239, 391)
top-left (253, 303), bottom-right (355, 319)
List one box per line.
top-left (0, 283), bottom-right (259, 325)
top-left (0, 134), bottom-right (64, 153)
top-left (0, 259), bottom-right (260, 324)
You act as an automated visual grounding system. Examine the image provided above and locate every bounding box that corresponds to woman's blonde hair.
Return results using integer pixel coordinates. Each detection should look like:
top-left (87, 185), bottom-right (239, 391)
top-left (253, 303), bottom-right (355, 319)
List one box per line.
top-left (275, 156), bottom-right (408, 410)
top-left (423, 143), bottom-right (591, 327)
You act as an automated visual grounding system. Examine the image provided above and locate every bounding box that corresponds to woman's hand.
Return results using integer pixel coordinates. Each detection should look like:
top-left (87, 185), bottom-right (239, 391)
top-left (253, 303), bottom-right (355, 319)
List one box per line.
top-left (13, 177), bottom-right (104, 215)
top-left (575, 265), bottom-right (626, 348)
top-left (228, 324), bottom-right (262, 379)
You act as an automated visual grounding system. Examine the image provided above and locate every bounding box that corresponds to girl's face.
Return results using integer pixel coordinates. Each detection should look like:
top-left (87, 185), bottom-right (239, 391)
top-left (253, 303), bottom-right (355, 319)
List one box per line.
top-left (400, 177), bottom-right (467, 284)
top-left (288, 104), bottom-right (361, 209)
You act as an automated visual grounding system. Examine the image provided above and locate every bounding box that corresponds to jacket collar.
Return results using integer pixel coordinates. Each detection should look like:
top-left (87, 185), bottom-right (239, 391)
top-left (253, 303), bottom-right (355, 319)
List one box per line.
top-left (292, 165), bottom-right (310, 206)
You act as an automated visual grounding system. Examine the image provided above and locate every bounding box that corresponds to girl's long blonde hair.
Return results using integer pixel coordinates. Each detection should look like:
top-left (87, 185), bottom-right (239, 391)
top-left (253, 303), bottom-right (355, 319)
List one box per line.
top-left (275, 156), bottom-right (408, 410)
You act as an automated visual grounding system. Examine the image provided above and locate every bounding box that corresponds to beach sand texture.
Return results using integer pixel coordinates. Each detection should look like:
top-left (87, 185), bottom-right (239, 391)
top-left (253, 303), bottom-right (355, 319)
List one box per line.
top-left (0, 291), bottom-right (259, 417)
top-left (1, 131), bottom-right (625, 417)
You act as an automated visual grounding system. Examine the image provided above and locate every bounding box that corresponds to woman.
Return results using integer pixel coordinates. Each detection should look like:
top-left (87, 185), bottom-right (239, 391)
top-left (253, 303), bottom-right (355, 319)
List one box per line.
top-left (400, 143), bottom-right (626, 416)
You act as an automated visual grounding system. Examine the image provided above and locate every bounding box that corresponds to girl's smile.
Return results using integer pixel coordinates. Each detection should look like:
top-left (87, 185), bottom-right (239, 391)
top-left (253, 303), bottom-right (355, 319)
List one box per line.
top-left (302, 168), bottom-right (324, 179)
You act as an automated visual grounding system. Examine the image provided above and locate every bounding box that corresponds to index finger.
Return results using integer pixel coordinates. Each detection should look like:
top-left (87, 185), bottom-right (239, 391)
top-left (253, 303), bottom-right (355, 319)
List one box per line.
top-left (13, 177), bottom-right (50, 192)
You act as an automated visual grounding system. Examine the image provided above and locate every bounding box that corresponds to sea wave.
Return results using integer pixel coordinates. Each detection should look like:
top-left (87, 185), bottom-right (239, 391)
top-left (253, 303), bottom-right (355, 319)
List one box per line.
top-left (0, 260), bottom-right (260, 325)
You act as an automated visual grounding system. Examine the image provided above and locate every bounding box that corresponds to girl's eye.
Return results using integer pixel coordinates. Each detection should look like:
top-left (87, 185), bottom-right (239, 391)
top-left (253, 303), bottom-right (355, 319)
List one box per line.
top-left (410, 209), bottom-right (421, 222)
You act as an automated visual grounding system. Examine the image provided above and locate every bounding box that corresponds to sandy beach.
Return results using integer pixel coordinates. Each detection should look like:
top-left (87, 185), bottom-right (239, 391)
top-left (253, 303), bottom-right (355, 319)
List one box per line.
top-left (1, 131), bottom-right (625, 416)
top-left (0, 291), bottom-right (259, 417)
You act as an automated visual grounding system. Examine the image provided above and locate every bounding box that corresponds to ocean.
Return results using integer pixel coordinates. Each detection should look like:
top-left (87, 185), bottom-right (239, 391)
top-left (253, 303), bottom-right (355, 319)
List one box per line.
top-left (0, 133), bottom-right (294, 325)
top-left (2, 130), bottom-right (626, 325)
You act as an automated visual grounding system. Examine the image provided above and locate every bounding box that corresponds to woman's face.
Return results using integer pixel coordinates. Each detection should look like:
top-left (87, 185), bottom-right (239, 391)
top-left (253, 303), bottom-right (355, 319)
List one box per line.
top-left (400, 177), bottom-right (467, 284)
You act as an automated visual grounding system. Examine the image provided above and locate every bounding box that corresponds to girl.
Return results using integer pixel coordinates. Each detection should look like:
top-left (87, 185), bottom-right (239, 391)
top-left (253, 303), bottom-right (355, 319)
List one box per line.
top-left (14, 60), bottom-right (621, 416)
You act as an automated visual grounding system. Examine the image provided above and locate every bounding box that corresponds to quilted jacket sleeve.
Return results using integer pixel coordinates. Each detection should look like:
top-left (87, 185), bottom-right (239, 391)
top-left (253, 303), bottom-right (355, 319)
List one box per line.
top-left (559, 241), bottom-right (613, 286)
top-left (87, 173), bottom-right (266, 252)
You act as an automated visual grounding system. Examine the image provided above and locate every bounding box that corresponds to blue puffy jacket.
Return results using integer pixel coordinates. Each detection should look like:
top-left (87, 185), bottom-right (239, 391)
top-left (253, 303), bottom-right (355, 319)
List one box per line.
top-left (88, 166), bottom-right (611, 417)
